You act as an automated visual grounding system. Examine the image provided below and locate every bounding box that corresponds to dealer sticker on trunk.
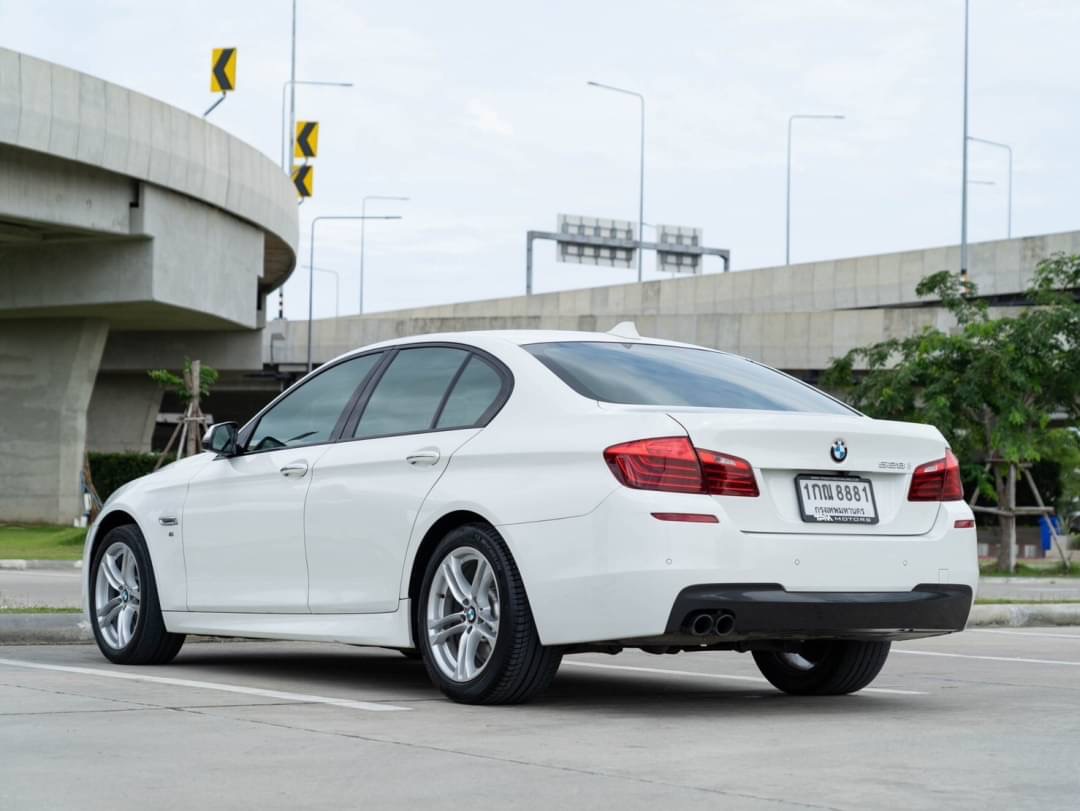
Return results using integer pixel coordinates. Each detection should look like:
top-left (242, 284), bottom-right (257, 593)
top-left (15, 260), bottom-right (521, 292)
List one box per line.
top-left (795, 475), bottom-right (879, 524)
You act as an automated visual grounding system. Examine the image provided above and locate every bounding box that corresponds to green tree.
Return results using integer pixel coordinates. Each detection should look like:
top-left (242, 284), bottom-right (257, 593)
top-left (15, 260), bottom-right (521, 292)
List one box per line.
top-left (824, 254), bottom-right (1080, 572)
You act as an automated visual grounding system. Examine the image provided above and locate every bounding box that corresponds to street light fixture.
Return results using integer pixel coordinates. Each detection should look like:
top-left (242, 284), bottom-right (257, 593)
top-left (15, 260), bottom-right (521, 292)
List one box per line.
top-left (960, 0), bottom-right (971, 283)
top-left (786, 113), bottom-right (845, 265)
top-left (587, 80), bottom-right (645, 282)
top-left (280, 80), bottom-right (354, 170)
top-left (302, 265), bottom-right (341, 317)
top-left (968, 136), bottom-right (1013, 238)
top-left (360, 195), bottom-right (410, 314)
top-left (307, 215), bottom-right (402, 372)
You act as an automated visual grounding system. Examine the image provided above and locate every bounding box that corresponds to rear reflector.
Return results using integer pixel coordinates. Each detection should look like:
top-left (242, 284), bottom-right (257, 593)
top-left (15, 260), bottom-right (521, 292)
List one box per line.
top-left (908, 449), bottom-right (964, 502)
top-left (954, 519), bottom-right (975, 529)
top-left (604, 437), bottom-right (759, 497)
top-left (651, 512), bottom-right (719, 523)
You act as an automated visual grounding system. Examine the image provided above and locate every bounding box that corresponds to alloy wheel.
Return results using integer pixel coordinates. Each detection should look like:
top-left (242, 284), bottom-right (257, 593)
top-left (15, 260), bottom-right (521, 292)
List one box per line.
top-left (94, 541), bottom-right (141, 649)
top-left (425, 546), bottom-right (500, 682)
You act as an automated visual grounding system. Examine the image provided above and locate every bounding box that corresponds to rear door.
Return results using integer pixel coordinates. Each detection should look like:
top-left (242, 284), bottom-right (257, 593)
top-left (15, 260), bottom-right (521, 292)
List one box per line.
top-left (305, 347), bottom-right (510, 613)
top-left (669, 411), bottom-right (944, 535)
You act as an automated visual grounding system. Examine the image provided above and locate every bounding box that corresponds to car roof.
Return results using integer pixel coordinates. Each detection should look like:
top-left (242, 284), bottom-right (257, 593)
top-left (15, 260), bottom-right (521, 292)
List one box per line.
top-left (355, 328), bottom-right (698, 352)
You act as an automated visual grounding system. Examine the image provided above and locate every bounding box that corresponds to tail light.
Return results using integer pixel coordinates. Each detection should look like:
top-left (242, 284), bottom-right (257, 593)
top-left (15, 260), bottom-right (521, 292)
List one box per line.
top-left (604, 437), bottom-right (759, 497)
top-left (908, 449), bottom-right (963, 502)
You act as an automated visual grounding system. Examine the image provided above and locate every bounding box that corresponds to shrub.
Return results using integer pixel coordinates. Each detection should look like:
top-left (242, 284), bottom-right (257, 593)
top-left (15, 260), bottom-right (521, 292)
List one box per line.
top-left (88, 453), bottom-right (162, 502)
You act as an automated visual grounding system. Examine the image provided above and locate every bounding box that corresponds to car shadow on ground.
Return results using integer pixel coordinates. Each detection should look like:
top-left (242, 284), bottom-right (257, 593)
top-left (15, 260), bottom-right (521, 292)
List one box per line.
top-left (166, 642), bottom-right (919, 718)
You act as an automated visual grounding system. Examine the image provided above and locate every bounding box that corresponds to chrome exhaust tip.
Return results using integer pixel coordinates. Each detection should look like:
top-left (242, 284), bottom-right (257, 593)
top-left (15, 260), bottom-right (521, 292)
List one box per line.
top-left (714, 613), bottom-right (736, 636)
top-left (688, 612), bottom-right (716, 636)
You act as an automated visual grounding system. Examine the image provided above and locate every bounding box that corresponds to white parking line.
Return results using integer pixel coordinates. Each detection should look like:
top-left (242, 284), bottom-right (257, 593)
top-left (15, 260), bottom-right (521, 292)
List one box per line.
top-left (895, 650), bottom-right (1080, 667)
top-left (562, 659), bottom-right (926, 695)
top-left (970, 628), bottom-right (1080, 640)
top-left (0, 657), bottom-right (411, 712)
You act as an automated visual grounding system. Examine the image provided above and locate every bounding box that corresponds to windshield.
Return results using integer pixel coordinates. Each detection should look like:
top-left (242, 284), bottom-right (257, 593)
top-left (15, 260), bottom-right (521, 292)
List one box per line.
top-left (525, 341), bottom-right (854, 414)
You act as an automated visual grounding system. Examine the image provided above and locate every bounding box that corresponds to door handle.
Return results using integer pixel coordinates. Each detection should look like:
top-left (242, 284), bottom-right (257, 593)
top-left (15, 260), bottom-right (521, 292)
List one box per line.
top-left (406, 449), bottom-right (440, 466)
top-left (279, 461), bottom-right (309, 478)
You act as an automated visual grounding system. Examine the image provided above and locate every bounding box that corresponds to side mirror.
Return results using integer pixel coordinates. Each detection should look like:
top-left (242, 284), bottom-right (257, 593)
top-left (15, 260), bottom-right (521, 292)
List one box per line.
top-left (203, 422), bottom-right (239, 457)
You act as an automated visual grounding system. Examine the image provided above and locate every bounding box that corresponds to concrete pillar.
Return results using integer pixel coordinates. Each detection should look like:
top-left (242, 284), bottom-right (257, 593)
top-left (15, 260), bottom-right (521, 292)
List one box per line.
top-left (86, 373), bottom-right (163, 453)
top-left (0, 318), bottom-right (108, 523)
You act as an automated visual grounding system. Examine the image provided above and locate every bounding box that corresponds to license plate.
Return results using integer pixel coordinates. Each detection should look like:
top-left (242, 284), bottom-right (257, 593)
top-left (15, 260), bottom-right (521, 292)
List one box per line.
top-left (795, 475), bottom-right (878, 524)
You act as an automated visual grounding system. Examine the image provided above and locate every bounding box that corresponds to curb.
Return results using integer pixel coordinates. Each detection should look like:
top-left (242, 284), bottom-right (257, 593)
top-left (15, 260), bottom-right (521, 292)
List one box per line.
top-left (0, 614), bottom-right (92, 644)
top-left (0, 560), bottom-right (82, 571)
top-left (968, 603), bottom-right (1080, 627)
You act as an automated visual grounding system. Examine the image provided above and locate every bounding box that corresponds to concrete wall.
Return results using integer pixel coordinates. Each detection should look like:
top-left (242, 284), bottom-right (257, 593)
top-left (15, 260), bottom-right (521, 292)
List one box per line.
top-left (0, 319), bottom-right (107, 523)
top-left (0, 47), bottom-right (297, 286)
top-left (270, 231), bottom-right (1078, 370)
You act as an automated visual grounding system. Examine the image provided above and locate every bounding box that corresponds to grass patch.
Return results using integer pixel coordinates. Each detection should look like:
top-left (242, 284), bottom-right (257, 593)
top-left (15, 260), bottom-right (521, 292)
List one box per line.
top-left (979, 562), bottom-right (1080, 578)
top-left (0, 607), bottom-right (83, 614)
top-left (0, 524), bottom-right (86, 561)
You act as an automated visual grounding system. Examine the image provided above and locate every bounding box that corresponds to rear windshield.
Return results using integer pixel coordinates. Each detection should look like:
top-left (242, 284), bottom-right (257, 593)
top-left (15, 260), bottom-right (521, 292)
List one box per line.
top-left (525, 341), bottom-right (853, 414)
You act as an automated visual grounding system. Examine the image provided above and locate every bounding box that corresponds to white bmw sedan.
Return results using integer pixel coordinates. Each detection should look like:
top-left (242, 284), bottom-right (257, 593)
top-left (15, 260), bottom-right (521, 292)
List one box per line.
top-left (84, 327), bottom-right (978, 704)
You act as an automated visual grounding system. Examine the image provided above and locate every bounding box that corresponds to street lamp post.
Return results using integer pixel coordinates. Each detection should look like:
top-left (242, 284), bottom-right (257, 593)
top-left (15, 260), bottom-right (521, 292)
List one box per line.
top-left (307, 215), bottom-right (402, 372)
top-left (960, 0), bottom-right (971, 282)
top-left (280, 79), bottom-right (353, 170)
top-left (303, 265), bottom-right (340, 317)
top-left (786, 114), bottom-right (845, 265)
top-left (968, 136), bottom-right (1013, 238)
top-left (360, 195), bottom-right (409, 314)
top-left (587, 81), bottom-right (645, 282)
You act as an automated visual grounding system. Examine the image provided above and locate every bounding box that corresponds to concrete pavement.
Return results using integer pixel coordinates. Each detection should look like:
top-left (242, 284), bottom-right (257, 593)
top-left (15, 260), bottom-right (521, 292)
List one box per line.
top-left (2, 631), bottom-right (1079, 809)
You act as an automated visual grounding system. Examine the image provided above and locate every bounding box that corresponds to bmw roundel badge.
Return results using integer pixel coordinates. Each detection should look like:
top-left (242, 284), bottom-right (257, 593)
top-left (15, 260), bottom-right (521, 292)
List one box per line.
top-left (830, 438), bottom-right (848, 463)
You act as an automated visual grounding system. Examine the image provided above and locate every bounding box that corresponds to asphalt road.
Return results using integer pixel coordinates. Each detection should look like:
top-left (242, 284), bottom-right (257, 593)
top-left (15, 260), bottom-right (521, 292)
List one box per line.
top-left (2, 630), bottom-right (1079, 809)
top-left (0, 568), bottom-right (82, 609)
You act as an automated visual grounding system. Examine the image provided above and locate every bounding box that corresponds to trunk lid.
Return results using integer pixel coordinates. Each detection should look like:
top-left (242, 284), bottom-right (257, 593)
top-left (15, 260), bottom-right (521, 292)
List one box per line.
top-left (668, 410), bottom-right (945, 535)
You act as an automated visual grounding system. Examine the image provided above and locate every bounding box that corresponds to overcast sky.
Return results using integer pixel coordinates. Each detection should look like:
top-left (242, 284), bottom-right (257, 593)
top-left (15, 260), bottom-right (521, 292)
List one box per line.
top-left (4, 1), bottom-right (1078, 319)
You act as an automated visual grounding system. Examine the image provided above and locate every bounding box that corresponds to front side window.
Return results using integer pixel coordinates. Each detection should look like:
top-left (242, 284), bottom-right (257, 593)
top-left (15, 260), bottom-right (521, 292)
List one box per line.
top-left (248, 353), bottom-right (382, 451)
top-left (355, 347), bottom-right (469, 438)
top-left (525, 341), bottom-right (853, 414)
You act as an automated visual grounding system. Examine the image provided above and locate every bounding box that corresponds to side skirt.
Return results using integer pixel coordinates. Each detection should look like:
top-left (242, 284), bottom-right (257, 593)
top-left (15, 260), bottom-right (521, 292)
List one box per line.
top-left (163, 600), bottom-right (413, 647)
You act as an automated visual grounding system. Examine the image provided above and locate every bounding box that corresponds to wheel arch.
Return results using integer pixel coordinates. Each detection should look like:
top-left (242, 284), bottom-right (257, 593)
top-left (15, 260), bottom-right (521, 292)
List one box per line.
top-left (406, 509), bottom-right (494, 608)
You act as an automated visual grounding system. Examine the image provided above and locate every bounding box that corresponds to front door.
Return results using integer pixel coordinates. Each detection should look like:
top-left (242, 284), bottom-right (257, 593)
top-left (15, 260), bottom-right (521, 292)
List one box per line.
top-left (181, 352), bottom-right (383, 612)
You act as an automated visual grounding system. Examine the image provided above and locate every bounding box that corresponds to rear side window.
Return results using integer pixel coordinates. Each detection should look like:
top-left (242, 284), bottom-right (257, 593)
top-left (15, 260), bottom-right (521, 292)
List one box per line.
top-left (436, 356), bottom-right (504, 429)
top-left (525, 341), bottom-right (853, 414)
top-left (355, 347), bottom-right (469, 438)
top-left (248, 353), bottom-right (382, 451)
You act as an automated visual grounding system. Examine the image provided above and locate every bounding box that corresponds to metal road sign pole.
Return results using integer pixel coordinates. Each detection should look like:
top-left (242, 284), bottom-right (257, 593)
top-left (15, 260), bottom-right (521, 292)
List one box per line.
top-left (786, 114), bottom-right (845, 265)
top-left (307, 215), bottom-right (402, 372)
top-left (288, 0), bottom-right (297, 179)
top-left (525, 230), bottom-right (730, 296)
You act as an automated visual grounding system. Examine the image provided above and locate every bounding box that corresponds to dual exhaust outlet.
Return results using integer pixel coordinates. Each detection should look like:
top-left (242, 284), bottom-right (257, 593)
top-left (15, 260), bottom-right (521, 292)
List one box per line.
top-left (686, 610), bottom-right (736, 637)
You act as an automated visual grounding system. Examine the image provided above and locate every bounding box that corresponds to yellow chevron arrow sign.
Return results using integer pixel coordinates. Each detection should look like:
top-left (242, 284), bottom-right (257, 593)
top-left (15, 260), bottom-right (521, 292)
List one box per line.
top-left (292, 164), bottom-right (314, 198)
top-left (294, 121), bottom-right (319, 159)
top-left (210, 48), bottom-right (237, 93)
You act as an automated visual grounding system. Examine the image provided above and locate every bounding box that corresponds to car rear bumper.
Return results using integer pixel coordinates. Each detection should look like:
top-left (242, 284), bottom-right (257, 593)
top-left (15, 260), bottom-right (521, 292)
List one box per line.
top-left (665, 583), bottom-right (973, 641)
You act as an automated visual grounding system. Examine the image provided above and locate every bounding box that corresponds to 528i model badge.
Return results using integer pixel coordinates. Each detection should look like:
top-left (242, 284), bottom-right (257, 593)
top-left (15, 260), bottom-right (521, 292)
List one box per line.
top-left (830, 438), bottom-right (848, 463)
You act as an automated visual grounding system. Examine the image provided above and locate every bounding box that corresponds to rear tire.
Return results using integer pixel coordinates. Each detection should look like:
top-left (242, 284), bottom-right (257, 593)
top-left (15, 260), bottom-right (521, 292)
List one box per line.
top-left (752, 640), bottom-right (890, 695)
top-left (417, 523), bottom-right (561, 704)
top-left (89, 524), bottom-right (185, 666)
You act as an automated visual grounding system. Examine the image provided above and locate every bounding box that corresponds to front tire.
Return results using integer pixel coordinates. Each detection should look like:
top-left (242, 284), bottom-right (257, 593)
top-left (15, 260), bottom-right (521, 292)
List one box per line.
top-left (752, 640), bottom-right (891, 695)
top-left (417, 523), bottom-right (561, 704)
top-left (89, 524), bottom-right (185, 665)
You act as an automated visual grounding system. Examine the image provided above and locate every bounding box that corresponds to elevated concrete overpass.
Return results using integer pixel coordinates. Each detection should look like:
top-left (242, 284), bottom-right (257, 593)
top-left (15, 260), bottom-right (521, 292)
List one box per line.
top-left (267, 230), bottom-right (1079, 375)
top-left (0, 48), bottom-right (298, 522)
